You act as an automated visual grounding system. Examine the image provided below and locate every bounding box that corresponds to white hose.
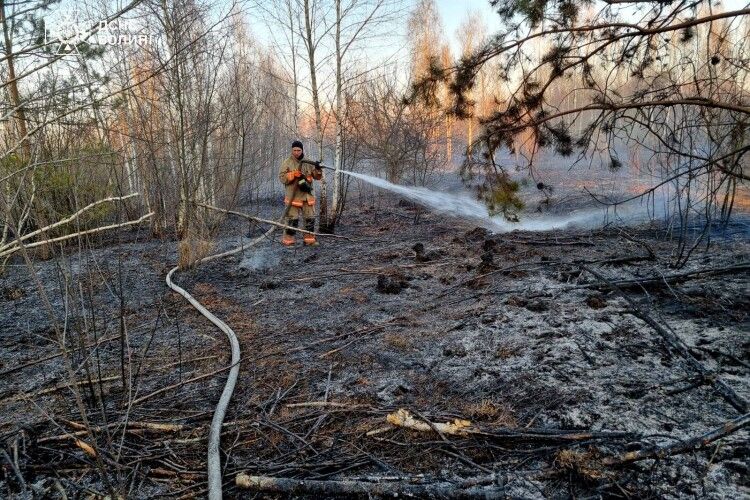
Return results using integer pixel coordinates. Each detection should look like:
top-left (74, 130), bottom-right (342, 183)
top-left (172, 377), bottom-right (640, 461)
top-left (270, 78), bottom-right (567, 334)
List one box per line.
top-left (166, 224), bottom-right (277, 500)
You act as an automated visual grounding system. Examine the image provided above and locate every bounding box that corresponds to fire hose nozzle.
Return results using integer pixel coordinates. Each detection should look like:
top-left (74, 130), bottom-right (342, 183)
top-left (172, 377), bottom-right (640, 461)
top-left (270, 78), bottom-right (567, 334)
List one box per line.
top-left (301, 159), bottom-right (334, 171)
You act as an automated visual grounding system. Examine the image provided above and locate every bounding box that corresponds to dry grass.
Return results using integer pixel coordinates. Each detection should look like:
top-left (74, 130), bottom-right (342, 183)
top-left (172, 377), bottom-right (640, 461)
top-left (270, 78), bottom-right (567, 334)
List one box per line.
top-left (193, 282), bottom-right (217, 296)
top-left (554, 449), bottom-right (606, 481)
top-left (338, 286), bottom-right (370, 304)
top-left (226, 310), bottom-right (258, 335)
top-left (178, 238), bottom-right (215, 269)
top-left (494, 341), bottom-right (520, 359)
top-left (463, 399), bottom-right (517, 426)
top-left (384, 333), bottom-right (413, 350)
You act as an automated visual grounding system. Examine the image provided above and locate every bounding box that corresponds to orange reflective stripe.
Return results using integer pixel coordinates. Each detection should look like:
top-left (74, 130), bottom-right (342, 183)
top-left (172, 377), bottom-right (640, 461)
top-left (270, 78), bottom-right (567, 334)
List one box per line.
top-left (307, 198), bottom-right (316, 205)
top-left (303, 235), bottom-right (316, 243)
top-left (282, 235), bottom-right (295, 245)
top-left (284, 198), bottom-right (305, 207)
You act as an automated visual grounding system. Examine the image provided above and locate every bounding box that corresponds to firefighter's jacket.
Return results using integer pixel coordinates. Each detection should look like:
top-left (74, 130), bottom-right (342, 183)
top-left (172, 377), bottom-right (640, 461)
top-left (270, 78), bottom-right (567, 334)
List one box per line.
top-left (279, 156), bottom-right (322, 208)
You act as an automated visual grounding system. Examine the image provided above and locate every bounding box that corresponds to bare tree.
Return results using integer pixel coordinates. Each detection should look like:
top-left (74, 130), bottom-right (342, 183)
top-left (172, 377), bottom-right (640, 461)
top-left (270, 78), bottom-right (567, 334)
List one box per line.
top-left (348, 70), bottom-right (444, 186)
top-left (327, 0), bottom-right (400, 230)
top-left (1, 0), bottom-right (32, 160)
top-left (417, 0), bottom-right (749, 265)
top-left (455, 11), bottom-right (489, 155)
top-left (250, 0), bottom-right (304, 132)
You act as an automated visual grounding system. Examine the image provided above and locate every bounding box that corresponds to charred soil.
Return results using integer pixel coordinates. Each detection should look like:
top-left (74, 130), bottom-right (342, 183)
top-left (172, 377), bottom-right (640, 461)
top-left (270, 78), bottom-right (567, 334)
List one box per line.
top-left (0, 199), bottom-right (748, 498)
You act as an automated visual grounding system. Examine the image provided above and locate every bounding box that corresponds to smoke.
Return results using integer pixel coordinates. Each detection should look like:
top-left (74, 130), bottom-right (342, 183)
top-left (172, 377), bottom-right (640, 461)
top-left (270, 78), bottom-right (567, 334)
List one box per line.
top-left (342, 170), bottom-right (659, 233)
top-left (240, 246), bottom-right (279, 270)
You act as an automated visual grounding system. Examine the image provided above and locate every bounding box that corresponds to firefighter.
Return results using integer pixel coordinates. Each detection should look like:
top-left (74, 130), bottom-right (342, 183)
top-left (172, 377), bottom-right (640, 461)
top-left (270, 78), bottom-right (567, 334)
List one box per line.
top-left (279, 140), bottom-right (323, 246)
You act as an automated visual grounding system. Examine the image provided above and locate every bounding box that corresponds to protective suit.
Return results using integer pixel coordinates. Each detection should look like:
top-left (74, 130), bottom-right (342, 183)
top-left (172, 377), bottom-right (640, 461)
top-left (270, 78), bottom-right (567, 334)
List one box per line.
top-left (279, 155), bottom-right (322, 246)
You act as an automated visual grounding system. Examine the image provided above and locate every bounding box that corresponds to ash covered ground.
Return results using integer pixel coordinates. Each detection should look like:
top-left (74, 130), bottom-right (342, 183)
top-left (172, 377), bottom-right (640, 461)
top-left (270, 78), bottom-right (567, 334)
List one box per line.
top-left (0, 195), bottom-right (748, 499)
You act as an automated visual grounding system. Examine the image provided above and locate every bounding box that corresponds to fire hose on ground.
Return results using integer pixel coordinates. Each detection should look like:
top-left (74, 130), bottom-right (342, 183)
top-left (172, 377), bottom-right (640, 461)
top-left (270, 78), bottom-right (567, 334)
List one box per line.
top-left (166, 222), bottom-right (278, 500)
top-left (166, 165), bottom-right (332, 499)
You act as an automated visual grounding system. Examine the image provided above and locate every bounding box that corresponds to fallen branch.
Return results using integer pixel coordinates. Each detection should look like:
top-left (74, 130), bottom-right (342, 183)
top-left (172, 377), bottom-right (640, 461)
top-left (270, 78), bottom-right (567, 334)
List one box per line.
top-left (410, 409), bottom-right (494, 474)
top-left (74, 439), bottom-right (97, 458)
top-left (0, 212), bottom-right (154, 259)
top-left (382, 408), bottom-right (472, 435)
top-left (38, 421), bottom-right (185, 444)
top-left (285, 401), bottom-right (362, 409)
top-left (0, 193), bottom-right (140, 252)
top-left (435, 262), bottom-right (550, 299)
top-left (1, 449), bottom-right (26, 493)
top-left (603, 412), bottom-right (749, 465)
top-left (693, 347), bottom-right (750, 370)
top-left (197, 203), bottom-right (350, 240)
top-left (235, 473), bottom-right (506, 499)
top-left (368, 409), bottom-right (634, 443)
top-left (10, 375), bottom-right (120, 402)
top-left (319, 324), bottom-right (390, 358)
top-left (131, 360), bottom-right (238, 406)
top-left (580, 264), bottom-right (748, 413)
top-left (582, 263), bottom-right (750, 291)
top-left (2, 354), bottom-right (217, 403)
top-left (0, 334), bottom-right (122, 377)
top-left (148, 467), bottom-right (202, 481)
top-left (592, 254), bottom-right (655, 266)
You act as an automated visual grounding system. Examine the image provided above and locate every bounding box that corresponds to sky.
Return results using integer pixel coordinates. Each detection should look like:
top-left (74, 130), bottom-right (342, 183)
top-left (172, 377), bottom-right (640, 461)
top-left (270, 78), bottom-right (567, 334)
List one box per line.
top-left (436, 0), bottom-right (503, 50)
top-left (34, 0), bottom-right (750, 76)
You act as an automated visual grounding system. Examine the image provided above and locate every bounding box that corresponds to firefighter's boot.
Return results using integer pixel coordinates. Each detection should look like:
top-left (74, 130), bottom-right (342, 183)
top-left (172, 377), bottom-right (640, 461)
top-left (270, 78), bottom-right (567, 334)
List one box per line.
top-left (282, 218), bottom-right (298, 247)
top-left (303, 218), bottom-right (319, 246)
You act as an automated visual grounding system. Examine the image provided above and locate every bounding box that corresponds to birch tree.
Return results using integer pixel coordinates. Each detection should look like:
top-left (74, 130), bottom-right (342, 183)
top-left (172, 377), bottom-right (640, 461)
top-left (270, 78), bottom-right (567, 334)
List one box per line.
top-left (455, 12), bottom-right (488, 155)
top-left (328, 0), bottom-right (399, 230)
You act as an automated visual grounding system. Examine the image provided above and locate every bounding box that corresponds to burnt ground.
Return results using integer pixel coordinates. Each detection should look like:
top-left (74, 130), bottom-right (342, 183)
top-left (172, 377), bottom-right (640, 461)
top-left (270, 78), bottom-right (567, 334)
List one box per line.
top-left (0, 197), bottom-right (748, 499)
